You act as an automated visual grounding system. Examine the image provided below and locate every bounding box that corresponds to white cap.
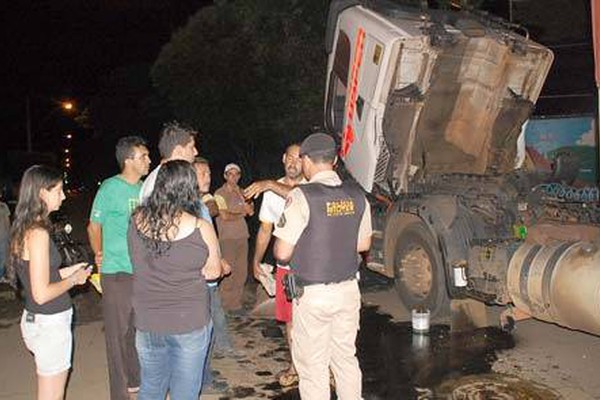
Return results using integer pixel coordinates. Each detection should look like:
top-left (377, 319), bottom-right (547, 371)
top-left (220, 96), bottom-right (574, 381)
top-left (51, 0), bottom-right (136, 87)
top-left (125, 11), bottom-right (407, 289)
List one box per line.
top-left (224, 163), bottom-right (241, 174)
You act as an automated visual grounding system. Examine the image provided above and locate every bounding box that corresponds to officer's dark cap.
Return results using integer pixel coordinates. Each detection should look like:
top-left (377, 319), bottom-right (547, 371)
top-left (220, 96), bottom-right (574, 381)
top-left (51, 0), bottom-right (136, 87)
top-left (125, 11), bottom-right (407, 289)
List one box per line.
top-left (299, 133), bottom-right (337, 159)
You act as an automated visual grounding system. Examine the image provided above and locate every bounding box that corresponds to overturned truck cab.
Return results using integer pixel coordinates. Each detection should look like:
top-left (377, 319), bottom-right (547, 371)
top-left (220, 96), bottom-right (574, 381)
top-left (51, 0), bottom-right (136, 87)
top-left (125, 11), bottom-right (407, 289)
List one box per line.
top-left (324, 0), bottom-right (600, 335)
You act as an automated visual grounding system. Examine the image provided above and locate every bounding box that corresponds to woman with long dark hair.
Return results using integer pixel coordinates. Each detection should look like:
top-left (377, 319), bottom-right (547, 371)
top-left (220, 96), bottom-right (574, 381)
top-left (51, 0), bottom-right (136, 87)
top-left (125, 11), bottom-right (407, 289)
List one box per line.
top-left (128, 160), bottom-right (221, 400)
top-left (8, 165), bottom-right (91, 400)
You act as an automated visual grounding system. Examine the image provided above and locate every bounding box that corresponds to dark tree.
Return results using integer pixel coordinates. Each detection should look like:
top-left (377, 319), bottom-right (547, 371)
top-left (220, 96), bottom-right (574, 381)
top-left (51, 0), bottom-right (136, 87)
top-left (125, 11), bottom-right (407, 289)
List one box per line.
top-left (152, 0), bottom-right (329, 180)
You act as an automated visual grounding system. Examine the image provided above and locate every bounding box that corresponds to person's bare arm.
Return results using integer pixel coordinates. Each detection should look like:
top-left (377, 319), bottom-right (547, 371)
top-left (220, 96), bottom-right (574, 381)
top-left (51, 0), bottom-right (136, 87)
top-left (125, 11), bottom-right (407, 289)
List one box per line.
top-left (214, 193), bottom-right (246, 221)
top-left (357, 201), bottom-right (373, 253)
top-left (244, 180), bottom-right (293, 200)
top-left (273, 237), bottom-right (295, 265)
top-left (218, 209), bottom-right (245, 221)
top-left (28, 228), bottom-right (90, 305)
top-left (205, 199), bottom-right (219, 218)
top-left (59, 263), bottom-right (92, 279)
top-left (357, 235), bottom-right (372, 253)
top-left (198, 220), bottom-right (222, 280)
top-left (244, 200), bottom-right (254, 217)
top-left (252, 221), bottom-right (274, 279)
top-left (219, 201), bottom-right (253, 220)
top-left (220, 258), bottom-right (232, 276)
top-left (87, 221), bottom-right (103, 269)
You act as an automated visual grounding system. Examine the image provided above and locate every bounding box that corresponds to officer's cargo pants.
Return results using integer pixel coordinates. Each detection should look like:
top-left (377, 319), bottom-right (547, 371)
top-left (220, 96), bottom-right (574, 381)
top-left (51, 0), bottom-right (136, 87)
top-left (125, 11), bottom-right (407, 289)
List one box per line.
top-left (292, 279), bottom-right (362, 400)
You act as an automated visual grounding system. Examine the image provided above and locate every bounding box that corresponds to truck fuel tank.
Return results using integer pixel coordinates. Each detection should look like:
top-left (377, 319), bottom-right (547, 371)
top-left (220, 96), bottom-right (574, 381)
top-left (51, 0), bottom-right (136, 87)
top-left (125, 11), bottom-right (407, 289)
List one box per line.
top-left (507, 241), bottom-right (600, 336)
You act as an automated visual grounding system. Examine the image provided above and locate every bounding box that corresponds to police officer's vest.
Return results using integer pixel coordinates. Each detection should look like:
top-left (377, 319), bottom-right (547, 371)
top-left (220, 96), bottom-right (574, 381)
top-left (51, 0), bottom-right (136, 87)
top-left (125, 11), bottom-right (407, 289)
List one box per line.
top-left (291, 181), bottom-right (366, 284)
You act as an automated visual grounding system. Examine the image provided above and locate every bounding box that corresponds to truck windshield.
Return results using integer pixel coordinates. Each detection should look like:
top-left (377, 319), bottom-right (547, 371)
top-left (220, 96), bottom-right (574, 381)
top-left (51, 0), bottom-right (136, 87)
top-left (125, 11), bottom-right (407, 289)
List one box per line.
top-left (326, 30), bottom-right (350, 135)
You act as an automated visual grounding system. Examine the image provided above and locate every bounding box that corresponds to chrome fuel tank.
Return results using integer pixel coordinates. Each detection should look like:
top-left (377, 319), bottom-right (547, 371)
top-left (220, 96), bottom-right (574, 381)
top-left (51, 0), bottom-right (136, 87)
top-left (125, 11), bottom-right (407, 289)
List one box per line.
top-left (508, 241), bottom-right (600, 336)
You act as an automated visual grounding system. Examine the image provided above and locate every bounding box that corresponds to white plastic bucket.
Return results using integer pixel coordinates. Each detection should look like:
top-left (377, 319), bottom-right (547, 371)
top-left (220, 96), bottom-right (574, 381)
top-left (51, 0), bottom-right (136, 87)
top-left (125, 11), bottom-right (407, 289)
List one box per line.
top-left (411, 308), bottom-right (430, 333)
top-left (453, 264), bottom-right (468, 287)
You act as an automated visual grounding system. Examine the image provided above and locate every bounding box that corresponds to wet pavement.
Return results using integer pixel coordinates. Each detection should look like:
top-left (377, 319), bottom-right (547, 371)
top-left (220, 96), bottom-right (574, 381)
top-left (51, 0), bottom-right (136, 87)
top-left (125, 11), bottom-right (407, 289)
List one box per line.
top-left (209, 303), bottom-right (558, 399)
top-left (194, 271), bottom-right (560, 399)
top-left (1, 194), bottom-right (596, 398)
top-left (0, 273), bottom-right (568, 399)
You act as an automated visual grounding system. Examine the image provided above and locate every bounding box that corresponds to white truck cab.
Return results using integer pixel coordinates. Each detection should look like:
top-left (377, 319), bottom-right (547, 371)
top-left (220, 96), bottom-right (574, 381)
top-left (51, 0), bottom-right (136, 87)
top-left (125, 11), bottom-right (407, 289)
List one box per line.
top-left (325, 1), bottom-right (553, 194)
top-left (323, 1), bottom-right (600, 337)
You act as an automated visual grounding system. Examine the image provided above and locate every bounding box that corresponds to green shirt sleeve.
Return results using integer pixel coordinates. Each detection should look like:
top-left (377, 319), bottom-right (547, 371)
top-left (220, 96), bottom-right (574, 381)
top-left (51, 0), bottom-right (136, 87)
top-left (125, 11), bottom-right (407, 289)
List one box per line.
top-left (90, 181), bottom-right (110, 224)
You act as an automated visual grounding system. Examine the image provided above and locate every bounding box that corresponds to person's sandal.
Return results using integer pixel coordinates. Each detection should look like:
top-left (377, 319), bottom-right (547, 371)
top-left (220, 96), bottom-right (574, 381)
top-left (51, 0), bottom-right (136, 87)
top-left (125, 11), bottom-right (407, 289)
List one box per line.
top-left (278, 369), bottom-right (299, 387)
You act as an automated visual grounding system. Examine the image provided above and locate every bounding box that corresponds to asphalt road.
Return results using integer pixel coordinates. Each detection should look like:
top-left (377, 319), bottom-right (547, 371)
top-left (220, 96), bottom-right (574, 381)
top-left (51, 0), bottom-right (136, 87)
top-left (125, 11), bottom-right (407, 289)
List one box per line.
top-left (1, 191), bottom-right (599, 399)
top-left (360, 274), bottom-right (600, 400)
top-left (1, 271), bottom-right (599, 399)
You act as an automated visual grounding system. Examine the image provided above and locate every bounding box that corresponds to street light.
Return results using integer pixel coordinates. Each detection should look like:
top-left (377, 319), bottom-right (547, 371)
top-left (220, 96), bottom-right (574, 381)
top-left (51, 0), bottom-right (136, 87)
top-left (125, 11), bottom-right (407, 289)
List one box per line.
top-left (25, 96), bottom-right (76, 153)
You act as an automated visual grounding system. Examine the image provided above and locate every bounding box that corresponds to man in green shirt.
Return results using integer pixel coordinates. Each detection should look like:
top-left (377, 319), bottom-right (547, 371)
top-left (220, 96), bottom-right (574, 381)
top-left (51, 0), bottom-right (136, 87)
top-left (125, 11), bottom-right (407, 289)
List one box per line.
top-left (87, 136), bottom-right (150, 400)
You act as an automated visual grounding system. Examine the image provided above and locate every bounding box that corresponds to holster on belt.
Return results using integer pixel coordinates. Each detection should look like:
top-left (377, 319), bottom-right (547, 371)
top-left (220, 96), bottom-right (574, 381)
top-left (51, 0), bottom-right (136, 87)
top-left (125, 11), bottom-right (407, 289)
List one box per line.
top-left (282, 272), bottom-right (304, 301)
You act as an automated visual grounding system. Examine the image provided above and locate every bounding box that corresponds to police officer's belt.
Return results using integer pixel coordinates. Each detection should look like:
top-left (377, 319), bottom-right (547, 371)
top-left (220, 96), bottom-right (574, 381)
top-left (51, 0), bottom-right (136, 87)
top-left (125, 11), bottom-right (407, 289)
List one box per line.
top-left (282, 273), bottom-right (356, 301)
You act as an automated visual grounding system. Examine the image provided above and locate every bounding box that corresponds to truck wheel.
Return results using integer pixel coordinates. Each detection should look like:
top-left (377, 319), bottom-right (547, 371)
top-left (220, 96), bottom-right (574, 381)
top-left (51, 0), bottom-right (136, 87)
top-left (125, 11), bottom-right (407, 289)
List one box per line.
top-left (392, 220), bottom-right (449, 319)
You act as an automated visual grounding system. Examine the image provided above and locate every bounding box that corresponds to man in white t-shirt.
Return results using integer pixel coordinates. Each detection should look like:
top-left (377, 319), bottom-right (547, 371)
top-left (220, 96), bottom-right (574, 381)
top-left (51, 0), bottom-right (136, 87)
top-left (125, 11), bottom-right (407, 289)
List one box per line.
top-left (244, 143), bottom-right (303, 386)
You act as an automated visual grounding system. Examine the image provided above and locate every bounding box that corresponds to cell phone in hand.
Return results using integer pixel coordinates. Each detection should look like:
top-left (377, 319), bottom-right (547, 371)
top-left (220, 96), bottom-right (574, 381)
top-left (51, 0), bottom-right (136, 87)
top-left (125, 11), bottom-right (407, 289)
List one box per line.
top-left (85, 263), bottom-right (96, 274)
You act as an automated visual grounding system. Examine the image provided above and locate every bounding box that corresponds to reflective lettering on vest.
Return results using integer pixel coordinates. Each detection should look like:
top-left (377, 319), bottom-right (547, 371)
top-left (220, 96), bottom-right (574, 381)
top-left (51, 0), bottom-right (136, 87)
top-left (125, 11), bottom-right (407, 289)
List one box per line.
top-left (291, 182), bottom-right (366, 284)
top-left (326, 199), bottom-right (355, 217)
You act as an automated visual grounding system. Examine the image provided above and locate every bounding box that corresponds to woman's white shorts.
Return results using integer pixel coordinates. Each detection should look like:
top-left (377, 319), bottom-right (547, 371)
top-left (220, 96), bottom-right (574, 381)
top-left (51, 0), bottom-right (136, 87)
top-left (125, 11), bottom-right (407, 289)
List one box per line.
top-left (20, 307), bottom-right (73, 376)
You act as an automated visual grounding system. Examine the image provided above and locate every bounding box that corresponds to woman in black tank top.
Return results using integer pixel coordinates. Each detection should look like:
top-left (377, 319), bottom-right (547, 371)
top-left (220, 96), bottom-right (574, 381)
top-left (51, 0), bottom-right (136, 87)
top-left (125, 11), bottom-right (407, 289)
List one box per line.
top-left (128, 160), bottom-right (222, 400)
top-left (7, 165), bottom-right (91, 400)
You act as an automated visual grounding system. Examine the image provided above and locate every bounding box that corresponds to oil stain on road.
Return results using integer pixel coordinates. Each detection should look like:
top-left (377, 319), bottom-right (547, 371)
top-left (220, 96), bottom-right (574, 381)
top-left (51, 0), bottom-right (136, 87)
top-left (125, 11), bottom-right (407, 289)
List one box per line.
top-left (223, 303), bottom-right (558, 399)
top-left (356, 306), bottom-right (557, 399)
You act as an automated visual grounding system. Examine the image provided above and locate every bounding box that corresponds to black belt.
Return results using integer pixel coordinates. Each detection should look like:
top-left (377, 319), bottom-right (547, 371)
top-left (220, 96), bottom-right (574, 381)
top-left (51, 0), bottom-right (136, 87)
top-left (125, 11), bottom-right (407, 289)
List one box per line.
top-left (302, 277), bottom-right (356, 286)
top-left (283, 273), bottom-right (356, 301)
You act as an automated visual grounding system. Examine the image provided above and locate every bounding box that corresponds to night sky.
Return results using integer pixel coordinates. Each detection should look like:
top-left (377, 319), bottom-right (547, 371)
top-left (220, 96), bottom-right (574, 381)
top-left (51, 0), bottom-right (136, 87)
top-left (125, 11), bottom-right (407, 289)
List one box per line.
top-left (0, 0), bottom-right (595, 173)
top-left (1, 0), bottom-right (211, 151)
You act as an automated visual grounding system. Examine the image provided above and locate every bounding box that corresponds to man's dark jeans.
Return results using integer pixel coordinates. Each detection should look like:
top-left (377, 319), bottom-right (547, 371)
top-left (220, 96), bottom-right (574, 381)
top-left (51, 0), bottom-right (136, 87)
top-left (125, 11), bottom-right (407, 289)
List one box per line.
top-left (102, 273), bottom-right (140, 400)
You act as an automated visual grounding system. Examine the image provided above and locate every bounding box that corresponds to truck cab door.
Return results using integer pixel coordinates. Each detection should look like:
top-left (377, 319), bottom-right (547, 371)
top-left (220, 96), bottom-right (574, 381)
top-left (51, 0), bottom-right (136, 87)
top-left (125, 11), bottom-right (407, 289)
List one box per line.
top-left (325, 9), bottom-right (389, 192)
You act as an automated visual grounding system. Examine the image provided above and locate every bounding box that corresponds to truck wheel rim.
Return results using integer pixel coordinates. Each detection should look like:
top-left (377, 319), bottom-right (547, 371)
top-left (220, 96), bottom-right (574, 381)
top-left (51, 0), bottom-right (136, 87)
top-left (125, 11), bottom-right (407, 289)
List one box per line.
top-left (399, 245), bottom-right (433, 299)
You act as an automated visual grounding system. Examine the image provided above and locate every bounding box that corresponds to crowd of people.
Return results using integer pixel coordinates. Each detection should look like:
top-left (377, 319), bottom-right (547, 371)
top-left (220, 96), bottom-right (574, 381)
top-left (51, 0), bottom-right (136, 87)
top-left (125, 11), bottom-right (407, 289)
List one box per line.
top-left (4, 122), bottom-right (373, 400)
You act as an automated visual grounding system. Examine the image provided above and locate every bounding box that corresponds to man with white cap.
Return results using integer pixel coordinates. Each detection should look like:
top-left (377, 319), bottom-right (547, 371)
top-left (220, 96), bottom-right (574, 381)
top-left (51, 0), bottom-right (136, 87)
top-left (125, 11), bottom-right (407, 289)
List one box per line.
top-left (214, 163), bottom-right (254, 313)
top-left (274, 133), bottom-right (372, 399)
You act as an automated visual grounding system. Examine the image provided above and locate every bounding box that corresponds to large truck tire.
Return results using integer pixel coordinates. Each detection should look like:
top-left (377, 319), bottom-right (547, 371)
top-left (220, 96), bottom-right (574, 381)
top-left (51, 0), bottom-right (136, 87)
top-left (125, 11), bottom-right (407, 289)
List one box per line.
top-left (387, 215), bottom-right (450, 319)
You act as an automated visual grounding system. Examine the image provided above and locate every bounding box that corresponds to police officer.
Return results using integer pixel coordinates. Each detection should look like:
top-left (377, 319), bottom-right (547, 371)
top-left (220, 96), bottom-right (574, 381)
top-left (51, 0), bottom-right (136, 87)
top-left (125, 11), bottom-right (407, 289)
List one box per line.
top-left (273, 133), bottom-right (372, 400)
